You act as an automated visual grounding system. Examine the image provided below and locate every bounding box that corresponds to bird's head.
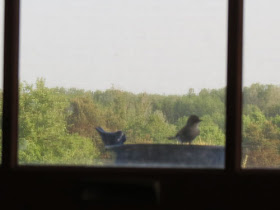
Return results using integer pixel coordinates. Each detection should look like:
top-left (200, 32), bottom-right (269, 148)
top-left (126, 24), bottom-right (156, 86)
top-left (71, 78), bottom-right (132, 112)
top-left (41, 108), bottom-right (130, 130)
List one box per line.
top-left (187, 115), bottom-right (202, 126)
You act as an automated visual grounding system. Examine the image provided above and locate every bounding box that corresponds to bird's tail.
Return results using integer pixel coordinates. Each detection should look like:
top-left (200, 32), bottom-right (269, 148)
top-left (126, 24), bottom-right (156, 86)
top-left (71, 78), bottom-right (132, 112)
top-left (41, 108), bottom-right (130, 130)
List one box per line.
top-left (168, 136), bottom-right (176, 140)
top-left (95, 126), bottom-right (105, 134)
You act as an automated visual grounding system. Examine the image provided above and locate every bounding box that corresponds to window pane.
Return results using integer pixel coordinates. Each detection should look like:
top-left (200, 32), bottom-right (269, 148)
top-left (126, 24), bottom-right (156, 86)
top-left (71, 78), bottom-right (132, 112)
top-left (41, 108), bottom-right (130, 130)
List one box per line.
top-left (243, 0), bottom-right (280, 168)
top-left (0, 0), bottom-right (4, 164)
top-left (19, 0), bottom-right (227, 168)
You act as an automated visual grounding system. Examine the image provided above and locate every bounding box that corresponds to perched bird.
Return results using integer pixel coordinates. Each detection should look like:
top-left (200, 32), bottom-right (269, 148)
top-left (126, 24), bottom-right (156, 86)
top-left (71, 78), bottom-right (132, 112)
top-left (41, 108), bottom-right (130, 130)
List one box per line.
top-left (168, 115), bottom-right (202, 144)
top-left (96, 127), bottom-right (126, 148)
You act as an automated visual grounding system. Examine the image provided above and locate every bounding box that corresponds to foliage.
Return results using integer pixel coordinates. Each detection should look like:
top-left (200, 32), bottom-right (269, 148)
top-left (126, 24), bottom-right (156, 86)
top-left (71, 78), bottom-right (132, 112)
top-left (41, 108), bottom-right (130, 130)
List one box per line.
top-left (1, 80), bottom-right (280, 168)
top-left (18, 79), bottom-right (99, 165)
top-left (242, 84), bottom-right (280, 167)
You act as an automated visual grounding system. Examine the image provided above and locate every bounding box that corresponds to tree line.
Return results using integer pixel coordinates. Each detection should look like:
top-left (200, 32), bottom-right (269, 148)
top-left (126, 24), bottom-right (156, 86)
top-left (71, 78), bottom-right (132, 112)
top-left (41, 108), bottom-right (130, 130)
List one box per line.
top-left (0, 79), bottom-right (280, 167)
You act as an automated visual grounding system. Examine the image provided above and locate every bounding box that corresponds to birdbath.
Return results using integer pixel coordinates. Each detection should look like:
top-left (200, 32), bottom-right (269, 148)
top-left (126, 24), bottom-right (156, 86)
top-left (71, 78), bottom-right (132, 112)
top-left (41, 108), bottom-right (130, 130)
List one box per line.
top-left (108, 144), bottom-right (225, 168)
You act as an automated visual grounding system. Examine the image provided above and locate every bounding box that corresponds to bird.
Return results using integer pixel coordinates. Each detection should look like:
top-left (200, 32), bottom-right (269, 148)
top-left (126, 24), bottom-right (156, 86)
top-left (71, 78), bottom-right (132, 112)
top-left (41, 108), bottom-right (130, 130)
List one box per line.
top-left (96, 127), bottom-right (126, 148)
top-left (168, 115), bottom-right (202, 144)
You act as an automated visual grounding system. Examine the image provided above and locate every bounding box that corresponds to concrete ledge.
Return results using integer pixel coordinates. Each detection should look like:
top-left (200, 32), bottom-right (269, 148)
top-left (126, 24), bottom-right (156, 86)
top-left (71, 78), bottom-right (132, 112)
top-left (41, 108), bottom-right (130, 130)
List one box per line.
top-left (109, 144), bottom-right (225, 168)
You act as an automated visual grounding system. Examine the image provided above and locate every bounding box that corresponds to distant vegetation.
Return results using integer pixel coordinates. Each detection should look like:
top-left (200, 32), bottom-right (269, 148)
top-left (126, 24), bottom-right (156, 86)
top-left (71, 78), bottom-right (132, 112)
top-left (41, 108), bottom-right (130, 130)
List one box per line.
top-left (0, 79), bottom-right (280, 167)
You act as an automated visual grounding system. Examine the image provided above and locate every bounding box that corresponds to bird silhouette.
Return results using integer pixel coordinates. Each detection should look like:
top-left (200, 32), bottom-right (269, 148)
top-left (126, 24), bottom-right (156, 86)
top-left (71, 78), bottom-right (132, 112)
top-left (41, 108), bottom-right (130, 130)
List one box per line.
top-left (96, 127), bottom-right (126, 148)
top-left (168, 115), bottom-right (202, 144)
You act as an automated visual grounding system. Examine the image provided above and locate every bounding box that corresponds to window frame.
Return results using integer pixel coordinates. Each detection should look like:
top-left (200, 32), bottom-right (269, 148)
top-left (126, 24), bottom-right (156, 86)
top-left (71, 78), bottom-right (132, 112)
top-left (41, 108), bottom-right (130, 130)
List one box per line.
top-left (2, 0), bottom-right (242, 172)
top-left (2, 0), bottom-right (280, 208)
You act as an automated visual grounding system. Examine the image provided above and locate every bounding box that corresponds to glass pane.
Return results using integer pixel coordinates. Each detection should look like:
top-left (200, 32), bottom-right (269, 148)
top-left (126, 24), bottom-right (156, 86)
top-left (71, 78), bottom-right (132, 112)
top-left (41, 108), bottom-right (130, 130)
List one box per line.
top-left (19, 0), bottom-right (227, 168)
top-left (0, 0), bottom-right (4, 163)
top-left (243, 0), bottom-right (280, 168)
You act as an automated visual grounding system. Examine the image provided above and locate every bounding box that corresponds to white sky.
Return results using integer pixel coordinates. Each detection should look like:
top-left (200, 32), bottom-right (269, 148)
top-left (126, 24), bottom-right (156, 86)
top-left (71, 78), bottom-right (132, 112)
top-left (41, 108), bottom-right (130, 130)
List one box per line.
top-left (0, 0), bottom-right (280, 94)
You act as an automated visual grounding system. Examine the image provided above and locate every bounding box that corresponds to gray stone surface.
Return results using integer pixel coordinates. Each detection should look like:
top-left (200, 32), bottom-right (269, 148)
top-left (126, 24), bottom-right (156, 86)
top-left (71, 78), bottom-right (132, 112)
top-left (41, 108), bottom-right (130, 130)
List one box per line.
top-left (109, 144), bottom-right (225, 168)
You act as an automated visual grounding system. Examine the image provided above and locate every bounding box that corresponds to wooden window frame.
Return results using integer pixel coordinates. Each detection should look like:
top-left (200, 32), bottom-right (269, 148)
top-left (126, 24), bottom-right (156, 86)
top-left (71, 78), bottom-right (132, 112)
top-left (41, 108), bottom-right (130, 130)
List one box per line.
top-left (1, 0), bottom-right (280, 209)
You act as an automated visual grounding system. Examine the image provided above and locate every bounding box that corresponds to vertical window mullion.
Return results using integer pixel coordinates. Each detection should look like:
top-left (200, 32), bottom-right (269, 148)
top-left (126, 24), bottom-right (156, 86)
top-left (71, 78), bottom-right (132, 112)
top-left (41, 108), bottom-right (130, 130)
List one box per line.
top-left (225, 0), bottom-right (243, 172)
top-left (2, 0), bottom-right (20, 168)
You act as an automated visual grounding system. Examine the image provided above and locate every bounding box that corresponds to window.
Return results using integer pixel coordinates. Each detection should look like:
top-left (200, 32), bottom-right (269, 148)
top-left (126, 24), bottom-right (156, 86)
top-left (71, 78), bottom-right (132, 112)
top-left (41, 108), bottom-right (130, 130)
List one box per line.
top-left (19, 0), bottom-right (227, 168)
top-left (2, 0), bottom-right (280, 209)
top-left (242, 0), bottom-right (280, 168)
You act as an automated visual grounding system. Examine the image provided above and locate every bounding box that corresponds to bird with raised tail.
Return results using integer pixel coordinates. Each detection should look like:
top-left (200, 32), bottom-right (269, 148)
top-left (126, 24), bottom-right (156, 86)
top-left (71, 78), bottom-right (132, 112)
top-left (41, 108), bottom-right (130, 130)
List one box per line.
top-left (96, 127), bottom-right (126, 148)
top-left (168, 115), bottom-right (202, 144)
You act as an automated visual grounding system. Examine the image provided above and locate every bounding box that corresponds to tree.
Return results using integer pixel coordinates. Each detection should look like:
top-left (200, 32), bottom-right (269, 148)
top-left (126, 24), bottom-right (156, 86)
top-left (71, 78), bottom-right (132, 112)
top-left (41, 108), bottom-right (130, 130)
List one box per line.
top-left (67, 96), bottom-right (104, 138)
top-left (19, 79), bottom-right (99, 164)
top-left (198, 115), bottom-right (225, 145)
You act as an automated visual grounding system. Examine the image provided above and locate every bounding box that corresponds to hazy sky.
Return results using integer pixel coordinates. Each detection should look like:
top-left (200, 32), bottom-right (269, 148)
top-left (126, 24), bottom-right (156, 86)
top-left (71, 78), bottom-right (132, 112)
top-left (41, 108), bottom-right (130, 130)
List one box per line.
top-left (1, 0), bottom-right (280, 94)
